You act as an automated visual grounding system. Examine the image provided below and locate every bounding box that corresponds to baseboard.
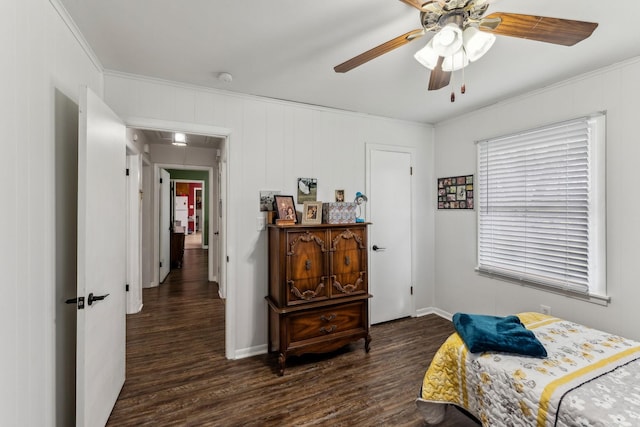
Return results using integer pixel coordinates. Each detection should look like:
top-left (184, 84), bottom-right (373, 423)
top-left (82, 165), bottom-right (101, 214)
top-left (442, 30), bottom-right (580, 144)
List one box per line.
top-left (234, 344), bottom-right (268, 360)
top-left (127, 303), bottom-right (143, 315)
top-left (415, 307), bottom-right (453, 321)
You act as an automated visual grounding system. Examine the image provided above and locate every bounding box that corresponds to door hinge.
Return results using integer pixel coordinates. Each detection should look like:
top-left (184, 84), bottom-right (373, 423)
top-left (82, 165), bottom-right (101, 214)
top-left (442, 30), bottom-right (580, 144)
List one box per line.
top-left (126, 284), bottom-right (129, 292)
top-left (226, 256), bottom-right (229, 263)
top-left (410, 166), bottom-right (413, 175)
top-left (159, 261), bottom-right (163, 268)
top-left (410, 286), bottom-right (413, 295)
top-left (126, 168), bottom-right (130, 176)
top-left (160, 177), bottom-right (163, 184)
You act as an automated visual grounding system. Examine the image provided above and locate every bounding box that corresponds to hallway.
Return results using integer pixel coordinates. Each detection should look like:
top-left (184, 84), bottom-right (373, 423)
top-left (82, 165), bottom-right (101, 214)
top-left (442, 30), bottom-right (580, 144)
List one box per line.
top-left (107, 246), bottom-right (225, 425)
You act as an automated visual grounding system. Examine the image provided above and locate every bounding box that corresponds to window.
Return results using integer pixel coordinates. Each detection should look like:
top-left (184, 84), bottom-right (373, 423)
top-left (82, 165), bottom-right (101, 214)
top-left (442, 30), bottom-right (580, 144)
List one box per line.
top-left (476, 114), bottom-right (606, 297)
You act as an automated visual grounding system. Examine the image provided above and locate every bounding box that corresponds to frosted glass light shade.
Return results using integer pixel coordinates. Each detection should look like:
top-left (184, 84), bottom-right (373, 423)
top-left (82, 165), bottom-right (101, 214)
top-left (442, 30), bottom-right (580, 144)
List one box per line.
top-left (442, 50), bottom-right (469, 71)
top-left (463, 26), bottom-right (496, 62)
top-left (432, 23), bottom-right (463, 57)
top-left (414, 39), bottom-right (439, 70)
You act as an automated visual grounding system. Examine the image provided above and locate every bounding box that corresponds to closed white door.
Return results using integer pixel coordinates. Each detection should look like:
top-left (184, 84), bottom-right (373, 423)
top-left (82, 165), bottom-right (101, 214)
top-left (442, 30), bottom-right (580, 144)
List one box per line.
top-left (368, 146), bottom-right (413, 324)
top-left (76, 86), bottom-right (126, 426)
top-left (159, 169), bottom-right (171, 282)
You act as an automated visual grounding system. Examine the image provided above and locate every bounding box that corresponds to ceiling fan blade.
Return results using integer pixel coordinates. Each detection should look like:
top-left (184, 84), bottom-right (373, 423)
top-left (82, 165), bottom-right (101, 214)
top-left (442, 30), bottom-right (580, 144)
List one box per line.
top-left (480, 12), bottom-right (598, 46)
top-left (334, 29), bottom-right (425, 73)
top-left (428, 56), bottom-right (451, 91)
top-left (399, 0), bottom-right (444, 12)
top-left (399, 0), bottom-right (426, 10)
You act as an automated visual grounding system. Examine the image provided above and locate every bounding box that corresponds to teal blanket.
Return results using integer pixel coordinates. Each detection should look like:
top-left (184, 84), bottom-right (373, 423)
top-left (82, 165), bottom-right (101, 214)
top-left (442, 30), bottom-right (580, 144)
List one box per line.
top-left (452, 312), bottom-right (547, 357)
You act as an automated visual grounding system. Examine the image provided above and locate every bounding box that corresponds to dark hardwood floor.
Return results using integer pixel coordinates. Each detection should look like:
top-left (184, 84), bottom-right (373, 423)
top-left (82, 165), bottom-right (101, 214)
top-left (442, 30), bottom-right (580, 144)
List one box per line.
top-left (107, 246), bottom-right (478, 427)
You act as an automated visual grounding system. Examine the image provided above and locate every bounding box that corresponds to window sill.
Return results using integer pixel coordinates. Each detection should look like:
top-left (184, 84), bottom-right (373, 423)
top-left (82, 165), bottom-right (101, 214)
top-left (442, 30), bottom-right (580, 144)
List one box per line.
top-left (476, 268), bottom-right (610, 307)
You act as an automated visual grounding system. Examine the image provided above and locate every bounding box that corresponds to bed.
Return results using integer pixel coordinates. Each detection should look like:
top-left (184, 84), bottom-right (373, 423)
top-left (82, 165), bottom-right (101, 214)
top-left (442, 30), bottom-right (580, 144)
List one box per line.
top-left (416, 312), bottom-right (640, 427)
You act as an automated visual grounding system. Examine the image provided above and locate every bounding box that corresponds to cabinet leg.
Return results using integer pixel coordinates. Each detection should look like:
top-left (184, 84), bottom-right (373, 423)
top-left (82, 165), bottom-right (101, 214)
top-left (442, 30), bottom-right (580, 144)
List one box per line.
top-left (278, 352), bottom-right (286, 376)
top-left (365, 334), bottom-right (372, 353)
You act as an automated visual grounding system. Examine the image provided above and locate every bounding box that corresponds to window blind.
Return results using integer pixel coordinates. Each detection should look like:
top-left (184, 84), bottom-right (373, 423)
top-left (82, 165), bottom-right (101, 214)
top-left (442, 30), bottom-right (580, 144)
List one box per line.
top-left (477, 116), bottom-right (604, 294)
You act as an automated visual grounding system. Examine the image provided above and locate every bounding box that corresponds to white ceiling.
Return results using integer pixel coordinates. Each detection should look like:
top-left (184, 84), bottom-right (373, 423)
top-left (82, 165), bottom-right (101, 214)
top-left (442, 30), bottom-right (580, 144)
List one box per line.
top-left (59, 0), bottom-right (640, 124)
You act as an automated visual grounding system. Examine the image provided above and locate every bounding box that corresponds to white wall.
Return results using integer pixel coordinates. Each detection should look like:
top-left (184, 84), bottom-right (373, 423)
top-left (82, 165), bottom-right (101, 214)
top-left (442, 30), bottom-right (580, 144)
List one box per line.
top-left (103, 72), bottom-right (436, 356)
top-left (1, 0), bottom-right (104, 425)
top-left (433, 57), bottom-right (640, 340)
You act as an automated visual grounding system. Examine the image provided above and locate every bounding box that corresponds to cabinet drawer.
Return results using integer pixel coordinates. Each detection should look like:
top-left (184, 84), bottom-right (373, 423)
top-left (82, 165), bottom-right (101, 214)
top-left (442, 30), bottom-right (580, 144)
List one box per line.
top-left (289, 302), bottom-right (365, 343)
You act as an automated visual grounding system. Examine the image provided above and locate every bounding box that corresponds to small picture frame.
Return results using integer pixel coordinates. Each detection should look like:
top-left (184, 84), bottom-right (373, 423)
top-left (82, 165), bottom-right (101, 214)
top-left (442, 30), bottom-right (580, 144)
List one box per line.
top-left (335, 189), bottom-right (345, 202)
top-left (274, 195), bottom-right (297, 223)
top-left (297, 177), bottom-right (317, 203)
top-left (259, 190), bottom-right (280, 212)
top-left (302, 201), bottom-right (322, 224)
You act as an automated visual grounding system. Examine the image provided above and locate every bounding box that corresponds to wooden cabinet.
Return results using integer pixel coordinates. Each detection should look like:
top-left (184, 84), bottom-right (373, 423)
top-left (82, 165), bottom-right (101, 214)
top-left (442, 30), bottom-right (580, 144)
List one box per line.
top-left (170, 232), bottom-right (185, 268)
top-left (266, 223), bottom-right (371, 375)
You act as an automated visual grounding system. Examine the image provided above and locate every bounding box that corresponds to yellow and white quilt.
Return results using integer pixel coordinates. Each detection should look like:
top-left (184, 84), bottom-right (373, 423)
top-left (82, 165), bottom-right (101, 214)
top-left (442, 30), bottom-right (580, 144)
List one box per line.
top-left (416, 312), bottom-right (640, 427)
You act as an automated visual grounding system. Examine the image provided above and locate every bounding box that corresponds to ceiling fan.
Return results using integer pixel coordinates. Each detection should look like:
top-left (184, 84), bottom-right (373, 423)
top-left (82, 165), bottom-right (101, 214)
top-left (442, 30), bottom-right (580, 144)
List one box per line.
top-left (334, 0), bottom-right (598, 96)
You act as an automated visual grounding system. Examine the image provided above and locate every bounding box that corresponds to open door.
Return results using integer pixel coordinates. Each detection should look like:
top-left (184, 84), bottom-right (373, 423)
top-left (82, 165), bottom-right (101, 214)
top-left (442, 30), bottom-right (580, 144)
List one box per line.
top-left (76, 86), bottom-right (126, 426)
top-left (159, 168), bottom-right (171, 282)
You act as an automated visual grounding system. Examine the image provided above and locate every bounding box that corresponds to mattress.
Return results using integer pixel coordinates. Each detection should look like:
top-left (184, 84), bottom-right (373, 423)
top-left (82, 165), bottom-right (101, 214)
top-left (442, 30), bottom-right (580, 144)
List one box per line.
top-left (416, 312), bottom-right (640, 426)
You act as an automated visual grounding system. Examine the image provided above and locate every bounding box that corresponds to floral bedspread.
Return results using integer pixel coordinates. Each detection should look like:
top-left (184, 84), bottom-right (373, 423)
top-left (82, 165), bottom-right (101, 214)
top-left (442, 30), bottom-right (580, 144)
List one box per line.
top-left (416, 312), bottom-right (640, 427)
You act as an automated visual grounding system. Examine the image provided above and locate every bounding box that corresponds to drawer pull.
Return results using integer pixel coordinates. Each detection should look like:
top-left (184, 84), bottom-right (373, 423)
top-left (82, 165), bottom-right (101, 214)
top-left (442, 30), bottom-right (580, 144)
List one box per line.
top-left (344, 255), bottom-right (350, 266)
top-left (320, 325), bottom-right (337, 334)
top-left (305, 259), bottom-right (312, 270)
top-left (320, 313), bottom-right (336, 322)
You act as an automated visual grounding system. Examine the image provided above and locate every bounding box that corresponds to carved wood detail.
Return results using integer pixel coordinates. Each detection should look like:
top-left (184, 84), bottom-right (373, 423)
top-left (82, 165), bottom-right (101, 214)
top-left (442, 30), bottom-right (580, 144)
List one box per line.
top-left (331, 228), bottom-right (365, 250)
top-left (332, 272), bottom-right (365, 295)
top-left (289, 280), bottom-right (325, 300)
top-left (288, 231), bottom-right (326, 255)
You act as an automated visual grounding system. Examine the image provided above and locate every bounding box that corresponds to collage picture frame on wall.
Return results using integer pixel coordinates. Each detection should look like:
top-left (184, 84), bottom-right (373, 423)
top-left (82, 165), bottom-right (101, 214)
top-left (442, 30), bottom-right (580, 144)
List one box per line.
top-left (437, 175), bottom-right (474, 209)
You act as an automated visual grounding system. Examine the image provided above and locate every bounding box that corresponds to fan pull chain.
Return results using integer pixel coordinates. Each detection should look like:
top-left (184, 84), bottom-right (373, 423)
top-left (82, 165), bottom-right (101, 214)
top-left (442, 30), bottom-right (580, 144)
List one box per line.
top-left (461, 64), bottom-right (466, 95)
top-left (450, 66), bottom-right (456, 102)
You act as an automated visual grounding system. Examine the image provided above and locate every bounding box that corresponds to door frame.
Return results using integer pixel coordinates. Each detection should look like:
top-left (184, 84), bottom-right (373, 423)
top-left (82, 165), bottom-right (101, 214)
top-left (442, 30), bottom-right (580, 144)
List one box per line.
top-left (172, 178), bottom-right (205, 242)
top-left (125, 149), bottom-right (143, 314)
top-left (155, 166), bottom-right (213, 281)
top-left (194, 186), bottom-right (204, 240)
top-left (365, 143), bottom-right (417, 319)
top-left (124, 117), bottom-right (235, 358)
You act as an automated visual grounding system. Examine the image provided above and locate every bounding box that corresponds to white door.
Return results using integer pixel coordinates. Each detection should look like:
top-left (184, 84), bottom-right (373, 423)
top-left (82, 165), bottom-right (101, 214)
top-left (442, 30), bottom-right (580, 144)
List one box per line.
top-left (159, 169), bottom-right (171, 282)
top-left (76, 86), bottom-right (126, 426)
top-left (368, 146), bottom-right (413, 324)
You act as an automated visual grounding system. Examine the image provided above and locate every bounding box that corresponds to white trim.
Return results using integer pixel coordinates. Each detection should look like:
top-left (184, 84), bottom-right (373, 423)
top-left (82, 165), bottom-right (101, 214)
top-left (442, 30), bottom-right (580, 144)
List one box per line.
top-left (234, 344), bottom-right (268, 360)
top-left (416, 307), bottom-right (453, 321)
top-left (48, 0), bottom-right (104, 74)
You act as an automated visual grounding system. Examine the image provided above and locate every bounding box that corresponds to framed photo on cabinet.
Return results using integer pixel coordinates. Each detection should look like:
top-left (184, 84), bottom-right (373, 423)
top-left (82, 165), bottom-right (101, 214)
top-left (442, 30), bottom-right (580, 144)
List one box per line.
top-left (302, 201), bottom-right (322, 224)
top-left (274, 195), bottom-right (297, 223)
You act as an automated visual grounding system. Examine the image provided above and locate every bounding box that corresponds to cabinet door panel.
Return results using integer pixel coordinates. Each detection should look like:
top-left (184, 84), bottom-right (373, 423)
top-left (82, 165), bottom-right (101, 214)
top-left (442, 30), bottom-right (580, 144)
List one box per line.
top-left (330, 228), bottom-right (367, 297)
top-left (286, 229), bottom-right (328, 305)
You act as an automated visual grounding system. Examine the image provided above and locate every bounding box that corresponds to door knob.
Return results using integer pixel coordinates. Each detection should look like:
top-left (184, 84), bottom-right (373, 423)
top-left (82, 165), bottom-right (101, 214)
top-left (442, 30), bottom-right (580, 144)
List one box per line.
top-left (372, 245), bottom-right (386, 252)
top-left (87, 293), bottom-right (109, 306)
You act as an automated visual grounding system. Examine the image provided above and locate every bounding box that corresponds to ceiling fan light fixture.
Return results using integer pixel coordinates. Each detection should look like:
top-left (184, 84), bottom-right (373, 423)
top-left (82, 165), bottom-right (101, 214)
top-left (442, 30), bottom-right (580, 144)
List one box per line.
top-left (442, 49), bottom-right (469, 72)
top-left (432, 23), bottom-right (463, 57)
top-left (462, 26), bottom-right (496, 62)
top-left (414, 39), bottom-right (439, 70)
